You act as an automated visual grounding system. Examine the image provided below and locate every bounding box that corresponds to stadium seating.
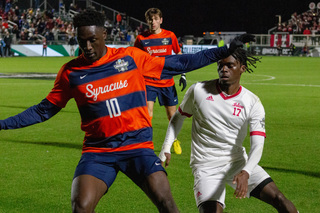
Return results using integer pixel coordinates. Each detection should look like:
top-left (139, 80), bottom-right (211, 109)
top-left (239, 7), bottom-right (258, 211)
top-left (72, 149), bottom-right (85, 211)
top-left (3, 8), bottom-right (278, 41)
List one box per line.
top-left (0, 1), bottom-right (148, 46)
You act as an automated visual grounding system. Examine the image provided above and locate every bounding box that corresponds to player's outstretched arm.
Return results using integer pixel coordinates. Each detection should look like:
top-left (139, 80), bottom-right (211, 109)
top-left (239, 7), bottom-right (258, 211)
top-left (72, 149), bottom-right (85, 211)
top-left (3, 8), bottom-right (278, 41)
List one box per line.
top-left (0, 98), bottom-right (61, 130)
top-left (161, 46), bottom-right (229, 78)
top-left (159, 110), bottom-right (186, 167)
top-left (161, 34), bottom-right (255, 78)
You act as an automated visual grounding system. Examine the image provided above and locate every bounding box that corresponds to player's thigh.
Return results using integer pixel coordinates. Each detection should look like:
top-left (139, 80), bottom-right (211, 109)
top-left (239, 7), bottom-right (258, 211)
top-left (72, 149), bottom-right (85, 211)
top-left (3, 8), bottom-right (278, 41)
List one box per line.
top-left (247, 165), bottom-right (271, 197)
top-left (119, 149), bottom-right (168, 201)
top-left (165, 105), bottom-right (177, 120)
top-left (226, 162), bottom-right (271, 199)
top-left (73, 152), bottom-right (118, 188)
top-left (199, 200), bottom-right (223, 213)
top-left (158, 86), bottom-right (178, 107)
top-left (255, 180), bottom-right (284, 204)
top-left (146, 85), bottom-right (158, 102)
top-left (147, 101), bottom-right (155, 117)
top-left (71, 174), bottom-right (108, 209)
top-left (71, 152), bottom-right (120, 210)
top-left (145, 171), bottom-right (174, 200)
top-left (192, 165), bottom-right (229, 209)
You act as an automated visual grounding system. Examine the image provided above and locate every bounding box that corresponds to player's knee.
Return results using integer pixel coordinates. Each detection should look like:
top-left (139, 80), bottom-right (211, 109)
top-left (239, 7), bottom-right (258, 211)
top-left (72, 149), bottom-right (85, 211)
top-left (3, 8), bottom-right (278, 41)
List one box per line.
top-left (153, 189), bottom-right (178, 212)
top-left (272, 192), bottom-right (288, 208)
top-left (156, 197), bottom-right (178, 212)
top-left (71, 196), bottom-right (94, 213)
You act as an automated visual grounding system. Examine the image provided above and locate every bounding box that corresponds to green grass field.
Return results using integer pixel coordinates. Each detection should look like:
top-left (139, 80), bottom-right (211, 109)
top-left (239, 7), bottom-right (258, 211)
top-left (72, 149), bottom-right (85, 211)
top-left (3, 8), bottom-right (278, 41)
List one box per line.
top-left (0, 56), bottom-right (319, 212)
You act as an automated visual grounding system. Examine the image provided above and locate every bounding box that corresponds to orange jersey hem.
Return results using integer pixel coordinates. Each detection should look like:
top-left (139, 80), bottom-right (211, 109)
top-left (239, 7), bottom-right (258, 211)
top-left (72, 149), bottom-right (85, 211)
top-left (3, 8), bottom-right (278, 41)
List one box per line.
top-left (81, 141), bottom-right (154, 154)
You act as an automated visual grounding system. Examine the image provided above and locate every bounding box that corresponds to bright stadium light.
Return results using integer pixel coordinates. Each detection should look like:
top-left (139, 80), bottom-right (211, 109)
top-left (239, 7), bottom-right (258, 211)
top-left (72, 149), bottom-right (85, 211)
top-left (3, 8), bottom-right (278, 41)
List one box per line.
top-left (309, 2), bottom-right (315, 9)
top-left (275, 15), bottom-right (281, 25)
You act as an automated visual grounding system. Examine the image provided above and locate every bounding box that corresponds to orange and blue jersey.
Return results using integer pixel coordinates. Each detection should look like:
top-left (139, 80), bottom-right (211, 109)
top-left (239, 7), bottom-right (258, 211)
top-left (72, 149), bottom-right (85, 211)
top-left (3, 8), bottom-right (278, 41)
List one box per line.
top-left (134, 29), bottom-right (181, 87)
top-left (46, 46), bottom-right (165, 154)
top-left (0, 45), bottom-right (229, 154)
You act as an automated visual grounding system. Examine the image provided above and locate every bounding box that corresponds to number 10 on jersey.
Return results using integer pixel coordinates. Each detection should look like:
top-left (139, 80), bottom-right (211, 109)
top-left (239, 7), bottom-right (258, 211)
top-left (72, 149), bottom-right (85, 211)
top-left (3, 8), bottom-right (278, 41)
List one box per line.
top-left (106, 98), bottom-right (121, 118)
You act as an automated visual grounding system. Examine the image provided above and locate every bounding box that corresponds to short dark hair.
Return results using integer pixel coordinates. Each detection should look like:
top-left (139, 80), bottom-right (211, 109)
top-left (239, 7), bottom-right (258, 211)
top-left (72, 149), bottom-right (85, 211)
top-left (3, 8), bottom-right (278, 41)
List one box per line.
top-left (73, 9), bottom-right (105, 28)
top-left (232, 48), bottom-right (261, 73)
top-left (145, 8), bottom-right (162, 21)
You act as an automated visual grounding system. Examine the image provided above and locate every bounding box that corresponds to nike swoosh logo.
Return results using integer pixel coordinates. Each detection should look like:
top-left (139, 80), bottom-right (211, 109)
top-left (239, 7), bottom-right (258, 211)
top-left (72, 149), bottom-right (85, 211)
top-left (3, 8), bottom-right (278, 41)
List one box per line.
top-left (155, 162), bottom-right (161, 166)
top-left (80, 74), bottom-right (88, 79)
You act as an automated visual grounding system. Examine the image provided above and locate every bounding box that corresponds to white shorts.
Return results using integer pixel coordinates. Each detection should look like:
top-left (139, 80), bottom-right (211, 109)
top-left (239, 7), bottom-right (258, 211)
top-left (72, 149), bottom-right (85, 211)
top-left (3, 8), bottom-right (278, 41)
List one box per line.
top-left (192, 159), bottom-right (270, 209)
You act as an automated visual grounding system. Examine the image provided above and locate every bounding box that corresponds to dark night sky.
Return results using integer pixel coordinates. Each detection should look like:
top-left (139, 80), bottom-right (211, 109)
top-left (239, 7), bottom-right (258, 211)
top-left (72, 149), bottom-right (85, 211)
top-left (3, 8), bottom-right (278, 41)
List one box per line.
top-left (14, 0), bottom-right (318, 37)
top-left (95, 0), bottom-right (316, 37)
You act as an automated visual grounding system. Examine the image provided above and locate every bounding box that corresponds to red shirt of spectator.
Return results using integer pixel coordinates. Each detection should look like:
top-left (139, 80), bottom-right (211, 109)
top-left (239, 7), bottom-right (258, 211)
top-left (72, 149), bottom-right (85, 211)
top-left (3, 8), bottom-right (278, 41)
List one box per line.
top-left (2, 20), bottom-right (9, 29)
top-left (287, 25), bottom-right (293, 34)
top-left (303, 27), bottom-right (311, 35)
top-left (46, 19), bottom-right (54, 30)
top-left (116, 13), bottom-right (122, 23)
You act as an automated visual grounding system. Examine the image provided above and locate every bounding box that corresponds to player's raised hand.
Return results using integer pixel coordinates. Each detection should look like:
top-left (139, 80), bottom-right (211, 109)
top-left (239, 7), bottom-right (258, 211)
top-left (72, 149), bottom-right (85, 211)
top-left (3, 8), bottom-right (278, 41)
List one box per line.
top-left (179, 74), bottom-right (187, 91)
top-left (228, 34), bottom-right (255, 54)
top-left (238, 33), bottom-right (256, 43)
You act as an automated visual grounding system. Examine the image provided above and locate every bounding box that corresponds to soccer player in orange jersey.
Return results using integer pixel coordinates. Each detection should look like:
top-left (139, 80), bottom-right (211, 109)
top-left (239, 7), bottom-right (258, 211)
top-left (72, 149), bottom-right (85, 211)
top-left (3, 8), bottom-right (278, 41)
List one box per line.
top-left (134, 8), bottom-right (185, 154)
top-left (0, 9), bottom-right (251, 212)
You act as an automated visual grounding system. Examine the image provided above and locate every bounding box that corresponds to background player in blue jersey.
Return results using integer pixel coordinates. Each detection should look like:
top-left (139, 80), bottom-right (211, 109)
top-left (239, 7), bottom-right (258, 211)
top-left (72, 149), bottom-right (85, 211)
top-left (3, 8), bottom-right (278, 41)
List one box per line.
top-left (134, 8), bottom-right (186, 155)
top-left (0, 9), bottom-right (253, 213)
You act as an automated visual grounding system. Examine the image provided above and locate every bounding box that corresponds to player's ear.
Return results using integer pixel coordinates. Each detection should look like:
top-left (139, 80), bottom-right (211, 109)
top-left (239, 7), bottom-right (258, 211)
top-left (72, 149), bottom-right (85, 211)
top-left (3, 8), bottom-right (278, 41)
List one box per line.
top-left (240, 65), bottom-right (246, 74)
top-left (103, 30), bottom-right (107, 40)
top-left (160, 17), bottom-right (163, 24)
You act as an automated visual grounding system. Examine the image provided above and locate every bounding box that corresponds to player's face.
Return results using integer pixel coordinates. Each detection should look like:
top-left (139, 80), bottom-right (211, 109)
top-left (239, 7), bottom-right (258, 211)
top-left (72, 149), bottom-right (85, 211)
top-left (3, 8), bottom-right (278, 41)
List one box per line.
top-left (217, 55), bottom-right (246, 85)
top-left (77, 25), bottom-right (107, 62)
top-left (147, 14), bottom-right (162, 34)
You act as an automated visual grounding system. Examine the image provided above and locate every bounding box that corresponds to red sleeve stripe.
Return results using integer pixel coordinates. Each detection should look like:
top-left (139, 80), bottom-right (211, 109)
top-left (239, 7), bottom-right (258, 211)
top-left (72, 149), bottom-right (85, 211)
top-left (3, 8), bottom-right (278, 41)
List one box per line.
top-left (250, 131), bottom-right (266, 138)
top-left (178, 106), bottom-right (192, 117)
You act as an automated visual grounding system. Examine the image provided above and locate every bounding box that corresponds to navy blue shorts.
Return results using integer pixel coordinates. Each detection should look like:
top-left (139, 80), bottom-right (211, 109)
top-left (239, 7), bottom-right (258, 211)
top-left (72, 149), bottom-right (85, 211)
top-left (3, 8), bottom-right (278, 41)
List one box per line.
top-left (73, 148), bottom-right (166, 189)
top-left (146, 85), bottom-right (178, 106)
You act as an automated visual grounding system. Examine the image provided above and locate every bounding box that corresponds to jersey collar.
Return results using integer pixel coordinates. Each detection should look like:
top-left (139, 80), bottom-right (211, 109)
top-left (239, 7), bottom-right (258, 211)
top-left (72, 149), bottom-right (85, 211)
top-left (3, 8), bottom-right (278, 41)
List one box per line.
top-left (216, 82), bottom-right (242, 100)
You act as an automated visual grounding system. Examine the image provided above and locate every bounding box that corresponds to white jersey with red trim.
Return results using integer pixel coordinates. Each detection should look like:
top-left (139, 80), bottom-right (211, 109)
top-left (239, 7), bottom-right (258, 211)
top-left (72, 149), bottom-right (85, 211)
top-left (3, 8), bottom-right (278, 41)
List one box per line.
top-left (178, 79), bottom-right (266, 168)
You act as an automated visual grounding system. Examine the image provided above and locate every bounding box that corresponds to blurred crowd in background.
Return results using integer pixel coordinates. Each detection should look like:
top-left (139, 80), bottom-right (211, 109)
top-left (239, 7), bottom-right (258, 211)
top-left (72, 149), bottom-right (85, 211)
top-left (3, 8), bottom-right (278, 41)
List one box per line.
top-left (0, 0), bottom-right (319, 57)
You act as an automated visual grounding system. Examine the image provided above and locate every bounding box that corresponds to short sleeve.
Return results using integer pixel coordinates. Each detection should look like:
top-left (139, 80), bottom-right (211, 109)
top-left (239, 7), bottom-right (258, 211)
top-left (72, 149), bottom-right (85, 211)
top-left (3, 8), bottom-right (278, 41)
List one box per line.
top-left (46, 65), bottom-right (73, 108)
top-left (178, 83), bottom-right (196, 117)
top-left (129, 47), bottom-right (165, 80)
top-left (170, 32), bottom-right (181, 54)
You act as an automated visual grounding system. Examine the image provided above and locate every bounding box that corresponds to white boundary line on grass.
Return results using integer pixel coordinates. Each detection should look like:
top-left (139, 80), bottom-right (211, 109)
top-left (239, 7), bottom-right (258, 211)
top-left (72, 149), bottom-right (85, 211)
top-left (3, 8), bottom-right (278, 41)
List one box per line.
top-left (244, 74), bottom-right (320, 87)
top-left (244, 82), bottom-right (320, 87)
top-left (188, 75), bottom-right (320, 88)
top-left (246, 74), bottom-right (276, 81)
top-left (1, 73), bottom-right (320, 88)
top-left (0, 73), bottom-right (57, 78)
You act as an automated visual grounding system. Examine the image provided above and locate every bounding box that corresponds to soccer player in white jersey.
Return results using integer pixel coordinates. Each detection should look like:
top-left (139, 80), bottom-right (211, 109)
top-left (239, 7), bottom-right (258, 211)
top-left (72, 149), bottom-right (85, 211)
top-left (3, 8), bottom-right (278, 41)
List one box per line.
top-left (159, 47), bottom-right (298, 212)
